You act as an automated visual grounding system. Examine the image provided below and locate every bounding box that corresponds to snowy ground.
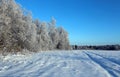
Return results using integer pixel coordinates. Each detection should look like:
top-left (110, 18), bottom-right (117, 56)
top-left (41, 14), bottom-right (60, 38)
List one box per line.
top-left (0, 50), bottom-right (120, 77)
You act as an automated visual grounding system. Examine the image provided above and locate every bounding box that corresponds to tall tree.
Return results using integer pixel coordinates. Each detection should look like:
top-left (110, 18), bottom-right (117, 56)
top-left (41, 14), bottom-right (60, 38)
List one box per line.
top-left (0, 0), bottom-right (70, 52)
top-left (57, 27), bottom-right (70, 50)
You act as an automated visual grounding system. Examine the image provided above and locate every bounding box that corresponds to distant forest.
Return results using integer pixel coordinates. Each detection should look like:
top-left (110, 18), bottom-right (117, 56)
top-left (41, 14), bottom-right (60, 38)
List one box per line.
top-left (72, 45), bottom-right (120, 50)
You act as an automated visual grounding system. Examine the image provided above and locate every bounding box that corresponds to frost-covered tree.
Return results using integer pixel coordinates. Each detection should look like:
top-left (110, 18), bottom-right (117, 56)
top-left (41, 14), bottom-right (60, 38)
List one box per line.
top-left (21, 14), bottom-right (37, 52)
top-left (57, 27), bottom-right (70, 50)
top-left (34, 19), bottom-right (53, 51)
top-left (0, 0), bottom-right (24, 52)
top-left (39, 22), bottom-right (50, 50)
top-left (0, 0), bottom-right (70, 53)
top-left (48, 18), bottom-right (59, 49)
top-left (33, 19), bottom-right (42, 51)
top-left (0, 0), bottom-right (37, 52)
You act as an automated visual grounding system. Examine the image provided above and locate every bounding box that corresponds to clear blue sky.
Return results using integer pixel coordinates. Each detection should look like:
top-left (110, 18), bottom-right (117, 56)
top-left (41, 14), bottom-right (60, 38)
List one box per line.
top-left (16, 0), bottom-right (120, 45)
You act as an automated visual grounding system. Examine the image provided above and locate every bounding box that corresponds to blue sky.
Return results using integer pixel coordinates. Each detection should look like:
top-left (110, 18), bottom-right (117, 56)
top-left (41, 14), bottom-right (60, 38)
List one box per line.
top-left (16, 0), bottom-right (120, 45)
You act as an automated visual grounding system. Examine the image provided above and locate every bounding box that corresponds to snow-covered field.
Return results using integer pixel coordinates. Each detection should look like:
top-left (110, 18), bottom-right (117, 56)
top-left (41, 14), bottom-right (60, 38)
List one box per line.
top-left (0, 50), bottom-right (120, 77)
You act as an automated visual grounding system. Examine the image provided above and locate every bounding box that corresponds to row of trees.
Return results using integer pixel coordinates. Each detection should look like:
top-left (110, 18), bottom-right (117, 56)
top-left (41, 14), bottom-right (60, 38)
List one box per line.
top-left (0, 0), bottom-right (70, 53)
top-left (72, 45), bottom-right (120, 50)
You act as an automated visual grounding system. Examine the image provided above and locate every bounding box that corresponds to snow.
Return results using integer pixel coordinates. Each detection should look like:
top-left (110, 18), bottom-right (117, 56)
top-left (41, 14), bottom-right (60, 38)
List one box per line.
top-left (0, 50), bottom-right (120, 77)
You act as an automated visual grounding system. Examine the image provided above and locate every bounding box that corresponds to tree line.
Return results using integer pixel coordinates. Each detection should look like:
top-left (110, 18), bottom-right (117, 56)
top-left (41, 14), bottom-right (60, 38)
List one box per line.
top-left (72, 45), bottom-right (120, 50)
top-left (0, 0), bottom-right (70, 53)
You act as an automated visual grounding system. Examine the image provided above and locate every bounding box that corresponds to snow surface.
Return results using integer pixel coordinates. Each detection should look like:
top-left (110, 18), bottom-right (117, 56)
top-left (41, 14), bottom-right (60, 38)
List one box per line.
top-left (0, 50), bottom-right (120, 77)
